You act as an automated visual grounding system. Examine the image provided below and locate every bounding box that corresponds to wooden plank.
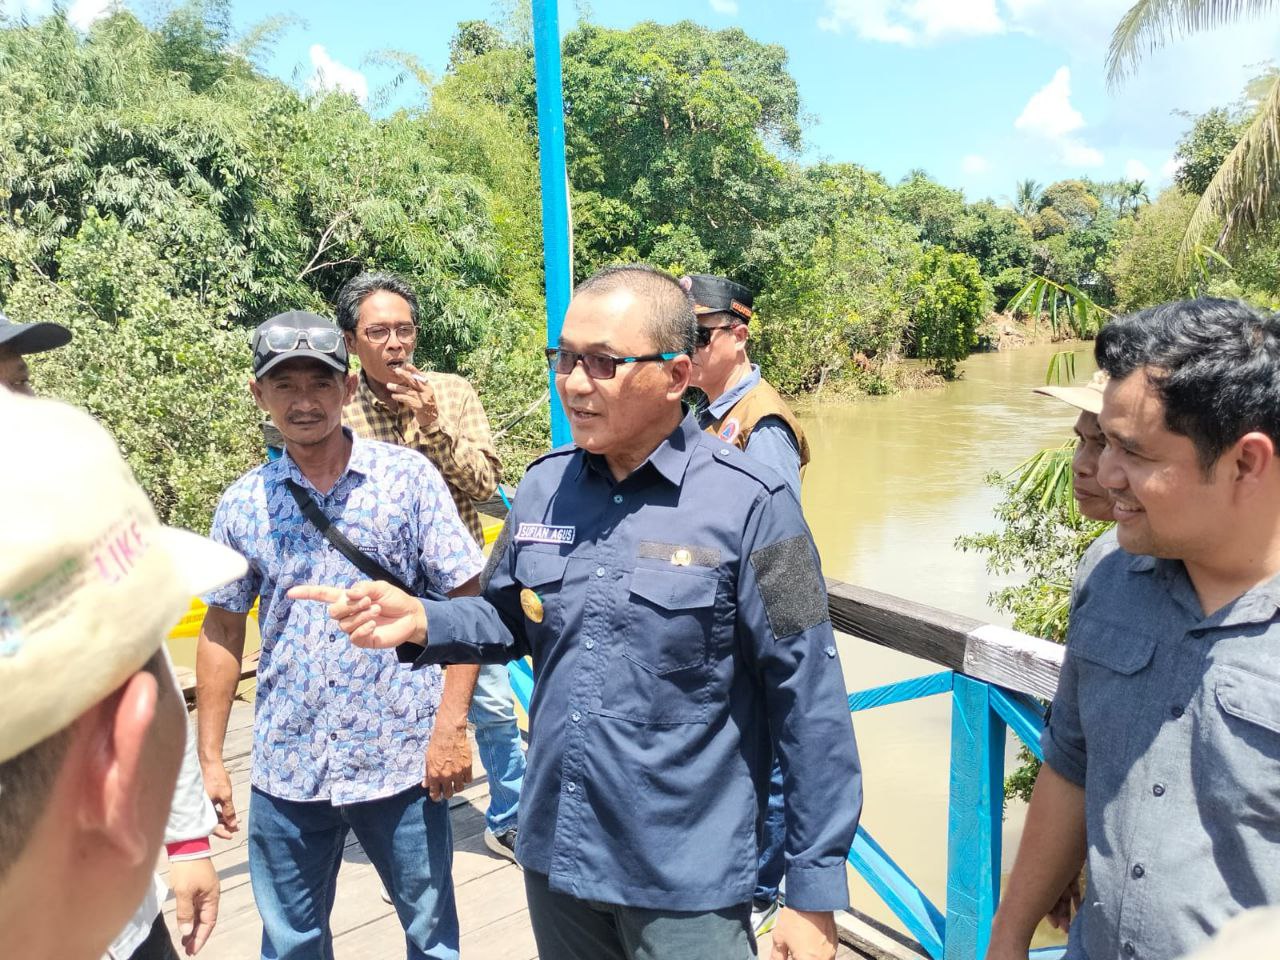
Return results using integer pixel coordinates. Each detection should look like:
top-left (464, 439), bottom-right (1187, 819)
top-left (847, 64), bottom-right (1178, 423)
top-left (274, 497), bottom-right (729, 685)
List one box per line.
top-left (826, 579), bottom-right (977, 673)
top-left (826, 578), bottom-right (1062, 699)
top-left (962, 624), bottom-right (1063, 701)
top-left (835, 908), bottom-right (931, 960)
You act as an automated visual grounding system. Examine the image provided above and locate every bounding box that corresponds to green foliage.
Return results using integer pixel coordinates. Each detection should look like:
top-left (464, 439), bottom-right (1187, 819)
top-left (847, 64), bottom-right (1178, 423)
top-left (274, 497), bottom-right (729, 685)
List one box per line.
top-left (1111, 188), bottom-right (1204, 308)
top-left (1175, 105), bottom-right (1251, 195)
top-left (890, 171), bottom-right (966, 249)
top-left (907, 248), bottom-right (990, 378)
top-left (1006, 275), bottom-right (1112, 338)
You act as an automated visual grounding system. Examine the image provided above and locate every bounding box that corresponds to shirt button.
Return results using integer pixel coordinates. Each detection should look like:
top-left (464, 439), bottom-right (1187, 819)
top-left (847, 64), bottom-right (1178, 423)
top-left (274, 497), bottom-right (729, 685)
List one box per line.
top-left (1123, 942), bottom-right (1136, 957)
top-left (566, 782), bottom-right (576, 793)
top-left (328, 679), bottom-right (336, 688)
top-left (584, 639), bottom-right (595, 650)
top-left (595, 566), bottom-right (606, 577)
top-left (1132, 864), bottom-right (1145, 879)
top-left (571, 711), bottom-right (581, 723)
top-left (1152, 783), bottom-right (1165, 797)
top-left (329, 733), bottom-right (338, 741)
top-left (717, 448), bottom-right (730, 457)
top-left (612, 494), bottom-right (623, 504)
top-left (1171, 705), bottom-right (1185, 718)
top-left (824, 646), bottom-right (837, 658)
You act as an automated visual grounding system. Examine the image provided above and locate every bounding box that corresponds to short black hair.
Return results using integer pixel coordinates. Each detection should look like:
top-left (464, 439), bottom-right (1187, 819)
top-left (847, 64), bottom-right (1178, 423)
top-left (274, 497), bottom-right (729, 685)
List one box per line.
top-left (335, 272), bottom-right (420, 334)
top-left (573, 264), bottom-right (696, 356)
top-left (1095, 297), bottom-right (1280, 473)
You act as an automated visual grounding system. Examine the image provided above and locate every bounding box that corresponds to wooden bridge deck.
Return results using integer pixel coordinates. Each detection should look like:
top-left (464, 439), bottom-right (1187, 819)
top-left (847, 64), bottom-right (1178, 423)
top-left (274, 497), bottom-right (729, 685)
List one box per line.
top-left (167, 698), bottom-right (864, 960)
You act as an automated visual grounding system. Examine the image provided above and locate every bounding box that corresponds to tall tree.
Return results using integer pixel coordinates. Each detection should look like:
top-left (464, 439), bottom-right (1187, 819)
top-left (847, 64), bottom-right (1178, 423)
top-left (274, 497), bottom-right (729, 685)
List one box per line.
top-left (1107, 1), bottom-right (1280, 271)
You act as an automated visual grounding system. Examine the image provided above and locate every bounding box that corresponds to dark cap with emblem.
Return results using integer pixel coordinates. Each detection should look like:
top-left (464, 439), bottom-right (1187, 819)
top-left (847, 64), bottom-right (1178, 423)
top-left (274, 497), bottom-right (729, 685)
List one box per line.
top-left (0, 309), bottom-right (72, 355)
top-left (681, 274), bottom-right (754, 323)
top-left (251, 310), bottom-right (348, 378)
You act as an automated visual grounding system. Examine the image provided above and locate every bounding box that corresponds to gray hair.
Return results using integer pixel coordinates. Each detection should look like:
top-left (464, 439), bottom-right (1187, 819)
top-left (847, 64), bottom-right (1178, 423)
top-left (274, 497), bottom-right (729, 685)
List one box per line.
top-left (335, 272), bottom-right (421, 334)
top-left (573, 264), bottom-right (696, 356)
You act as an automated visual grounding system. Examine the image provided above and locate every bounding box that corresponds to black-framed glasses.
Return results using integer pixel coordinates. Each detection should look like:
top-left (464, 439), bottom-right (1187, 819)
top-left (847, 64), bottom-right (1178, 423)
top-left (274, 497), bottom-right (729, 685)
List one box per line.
top-left (695, 323), bottom-right (738, 349)
top-left (362, 324), bottom-right (417, 345)
top-left (258, 326), bottom-right (342, 354)
top-left (545, 347), bottom-right (682, 381)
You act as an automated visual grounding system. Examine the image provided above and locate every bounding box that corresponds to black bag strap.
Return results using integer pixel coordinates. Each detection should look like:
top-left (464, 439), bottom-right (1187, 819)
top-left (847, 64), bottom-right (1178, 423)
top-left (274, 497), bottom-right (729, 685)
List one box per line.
top-left (285, 478), bottom-right (415, 595)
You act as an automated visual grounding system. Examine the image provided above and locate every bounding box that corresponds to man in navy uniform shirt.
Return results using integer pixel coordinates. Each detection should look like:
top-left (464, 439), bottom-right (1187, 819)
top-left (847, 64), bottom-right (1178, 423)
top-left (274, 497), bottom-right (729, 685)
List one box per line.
top-left (294, 265), bottom-right (862, 960)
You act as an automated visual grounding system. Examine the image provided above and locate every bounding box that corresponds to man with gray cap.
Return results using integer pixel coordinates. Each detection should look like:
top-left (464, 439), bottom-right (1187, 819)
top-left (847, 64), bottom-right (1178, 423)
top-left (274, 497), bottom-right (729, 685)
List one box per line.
top-left (0, 308), bottom-right (71, 395)
top-left (195, 312), bottom-right (485, 960)
top-left (0, 392), bottom-right (246, 960)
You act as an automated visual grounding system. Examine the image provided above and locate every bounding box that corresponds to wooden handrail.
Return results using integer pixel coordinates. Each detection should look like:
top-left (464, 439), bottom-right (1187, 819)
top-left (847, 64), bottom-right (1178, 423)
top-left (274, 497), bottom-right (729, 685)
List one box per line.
top-left (825, 578), bottom-right (1063, 701)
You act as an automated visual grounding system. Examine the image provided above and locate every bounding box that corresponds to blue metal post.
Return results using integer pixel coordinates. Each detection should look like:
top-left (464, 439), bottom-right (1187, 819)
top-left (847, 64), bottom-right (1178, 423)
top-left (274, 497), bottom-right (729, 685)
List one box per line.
top-left (945, 675), bottom-right (1006, 960)
top-left (531, 0), bottom-right (573, 447)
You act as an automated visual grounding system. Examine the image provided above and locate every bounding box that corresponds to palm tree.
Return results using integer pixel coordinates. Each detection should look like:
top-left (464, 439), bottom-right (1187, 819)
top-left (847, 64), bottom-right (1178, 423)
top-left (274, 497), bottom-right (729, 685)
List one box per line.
top-left (1107, 1), bottom-right (1279, 274)
top-left (1013, 178), bottom-right (1043, 218)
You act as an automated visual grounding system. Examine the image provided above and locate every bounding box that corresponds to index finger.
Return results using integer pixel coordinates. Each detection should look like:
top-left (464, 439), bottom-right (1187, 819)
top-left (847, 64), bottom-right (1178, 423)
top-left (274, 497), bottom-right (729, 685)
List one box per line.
top-left (288, 584), bottom-right (346, 604)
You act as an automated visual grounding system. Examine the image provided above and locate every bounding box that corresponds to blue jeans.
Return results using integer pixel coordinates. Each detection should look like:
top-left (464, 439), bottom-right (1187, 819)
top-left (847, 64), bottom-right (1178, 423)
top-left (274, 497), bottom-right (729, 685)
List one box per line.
top-left (248, 785), bottom-right (458, 960)
top-left (468, 663), bottom-right (525, 833)
top-left (754, 759), bottom-right (785, 904)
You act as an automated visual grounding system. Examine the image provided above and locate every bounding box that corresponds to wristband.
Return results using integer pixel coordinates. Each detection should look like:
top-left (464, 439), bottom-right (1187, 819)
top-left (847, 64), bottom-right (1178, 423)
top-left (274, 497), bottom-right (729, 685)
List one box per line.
top-left (166, 838), bottom-right (212, 860)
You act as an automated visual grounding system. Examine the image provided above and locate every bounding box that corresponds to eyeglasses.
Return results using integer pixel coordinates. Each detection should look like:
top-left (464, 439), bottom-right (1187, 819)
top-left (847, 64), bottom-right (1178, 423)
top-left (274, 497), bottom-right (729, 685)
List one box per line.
top-left (695, 323), bottom-right (738, 349)
top-left (258, 326), bottom-right (343, 355)
top-left (545, 347), bottom-right (682, 381)
top-left (362, 324), bottom-right (417, 345)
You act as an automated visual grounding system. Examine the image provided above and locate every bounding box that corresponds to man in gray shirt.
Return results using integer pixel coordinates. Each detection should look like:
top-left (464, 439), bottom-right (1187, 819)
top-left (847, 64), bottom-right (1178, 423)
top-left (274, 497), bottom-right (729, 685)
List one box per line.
top-left (988, 298), bottom-right (1280, 960)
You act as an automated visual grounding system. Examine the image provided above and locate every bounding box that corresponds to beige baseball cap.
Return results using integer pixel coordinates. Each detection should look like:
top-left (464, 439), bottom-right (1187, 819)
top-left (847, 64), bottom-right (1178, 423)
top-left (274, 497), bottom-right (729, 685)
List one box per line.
top-left (0, 393), bottom-right (247, 762)
top-left (1033, 369), bottom-right (1108, 415)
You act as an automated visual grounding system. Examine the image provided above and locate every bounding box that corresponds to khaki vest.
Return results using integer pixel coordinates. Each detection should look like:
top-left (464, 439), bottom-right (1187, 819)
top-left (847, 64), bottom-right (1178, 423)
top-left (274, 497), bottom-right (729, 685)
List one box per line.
top-left (704, 378), bottom-right (811, 473)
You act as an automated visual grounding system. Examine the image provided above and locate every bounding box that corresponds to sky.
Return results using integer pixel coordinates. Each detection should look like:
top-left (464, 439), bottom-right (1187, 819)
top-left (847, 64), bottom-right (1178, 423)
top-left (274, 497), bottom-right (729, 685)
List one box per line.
top-left (3, 0), bottom-right (1278, 203)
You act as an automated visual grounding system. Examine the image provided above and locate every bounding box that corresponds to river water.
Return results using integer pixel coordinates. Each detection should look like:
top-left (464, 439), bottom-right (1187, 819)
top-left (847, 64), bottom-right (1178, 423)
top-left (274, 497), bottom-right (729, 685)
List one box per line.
top-left (799, 341), bottom-right (1096, 944)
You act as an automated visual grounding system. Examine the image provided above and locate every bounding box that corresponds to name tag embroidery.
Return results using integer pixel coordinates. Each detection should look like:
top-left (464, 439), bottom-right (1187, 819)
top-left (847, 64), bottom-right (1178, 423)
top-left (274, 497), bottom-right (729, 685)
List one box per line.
top-left (515, 523), bottom-right (576, 545)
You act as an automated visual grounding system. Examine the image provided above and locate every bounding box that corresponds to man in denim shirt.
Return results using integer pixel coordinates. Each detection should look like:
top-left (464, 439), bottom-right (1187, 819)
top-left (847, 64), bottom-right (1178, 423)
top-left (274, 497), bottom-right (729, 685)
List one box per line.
top-left (195, 312), bottom-right (484, 960)
top-left (989, 298), bottom-right (1280, 960)
top-left (295, 265), bottom-right (862, 960)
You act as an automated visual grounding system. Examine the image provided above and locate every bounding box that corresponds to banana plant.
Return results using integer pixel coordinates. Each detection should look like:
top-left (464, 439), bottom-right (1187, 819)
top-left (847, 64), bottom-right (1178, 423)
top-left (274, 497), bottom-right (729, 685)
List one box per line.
top-left (1005, 274), bottom-right (1114, 338)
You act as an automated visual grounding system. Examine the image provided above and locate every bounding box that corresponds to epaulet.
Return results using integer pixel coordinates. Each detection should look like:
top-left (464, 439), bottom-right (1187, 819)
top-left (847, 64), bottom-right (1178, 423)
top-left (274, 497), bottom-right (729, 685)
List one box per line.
top-left (524, 441), bottom-right (579, 474)
top-left (702, 436), bottom-right (786, 494)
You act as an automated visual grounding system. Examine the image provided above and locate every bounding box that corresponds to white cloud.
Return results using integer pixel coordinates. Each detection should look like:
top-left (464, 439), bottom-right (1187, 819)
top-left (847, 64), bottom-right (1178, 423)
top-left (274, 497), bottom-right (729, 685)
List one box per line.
top-left (1161, 156), bottom-right (1185, 181)
top-left (1014, 67), bottom-right (1082, 139)
top-left (0, 0), bottom-right (112, 28)
top-left (962, 154), bottom-right (990, 174)
top-left (307, 45), bottom-right (368, 103)
top-left (709, 0), bottom-right (739, 14)
top-left (818, 0), bottom-right (1004, 46)
top-left (1123, 158), bottom-right (1151, 181)
top-left (1014, 67), bottom-right (1104, 168)
top-left (66, 0), bottom-right (111, 30)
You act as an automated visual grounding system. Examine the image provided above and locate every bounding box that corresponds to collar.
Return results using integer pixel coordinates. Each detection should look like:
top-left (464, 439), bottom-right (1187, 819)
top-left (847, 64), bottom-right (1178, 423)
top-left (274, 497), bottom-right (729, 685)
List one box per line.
top-left (707, 364), bottom-right (761, 419)
top-left (272, 426), bottom-right (368, 491)
top-left (357, 370), bottom-right (403, 415)
top-left (1129, 551), bottom-right (1280, 627)
top-left (577, 407), bottom-right (699, 487)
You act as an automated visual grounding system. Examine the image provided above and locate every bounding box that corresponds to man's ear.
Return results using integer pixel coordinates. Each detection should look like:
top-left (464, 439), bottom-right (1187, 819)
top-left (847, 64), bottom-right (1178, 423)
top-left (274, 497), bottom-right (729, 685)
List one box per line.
top-left (75, 671), bottom-right (164, 866)
top-left (249, 377), bottom-right (267, 412)
top-left (666, 354), bottom-right (693, 400)
top-left (734, 323), bottom-right (751, 346)
top-left (1232, 431), bottom-right (1276, 499)
top-left (343, 330), bottom-right (357, 354)
top-left (343, 371), bottom-right (358, 403)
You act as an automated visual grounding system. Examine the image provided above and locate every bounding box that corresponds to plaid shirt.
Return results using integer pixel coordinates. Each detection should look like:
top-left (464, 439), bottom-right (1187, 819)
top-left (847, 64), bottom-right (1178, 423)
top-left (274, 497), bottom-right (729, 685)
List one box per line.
top-left (343, 371), bottom-right (500, 544)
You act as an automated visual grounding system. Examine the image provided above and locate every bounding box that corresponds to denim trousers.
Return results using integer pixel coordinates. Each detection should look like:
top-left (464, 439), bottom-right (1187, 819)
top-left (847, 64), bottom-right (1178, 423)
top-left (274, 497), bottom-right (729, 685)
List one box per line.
top-left (468, 663), bottom-right (526, 833)
top-left (248, 785), bottom-right (458, 960)
top-left (524, 870), bottom-right (756, 960)
top-left (754, 758), bottom-right (786, 903)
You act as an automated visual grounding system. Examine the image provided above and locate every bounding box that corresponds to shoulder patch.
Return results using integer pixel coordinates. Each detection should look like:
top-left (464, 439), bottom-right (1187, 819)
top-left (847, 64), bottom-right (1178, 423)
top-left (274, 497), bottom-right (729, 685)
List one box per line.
top-left (750, 535), bottom-right (830, 638)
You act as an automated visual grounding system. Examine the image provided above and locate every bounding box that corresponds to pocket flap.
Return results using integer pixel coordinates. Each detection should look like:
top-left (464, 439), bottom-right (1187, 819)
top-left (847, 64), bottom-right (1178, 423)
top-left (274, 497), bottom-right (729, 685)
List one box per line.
top-left (1067, 613), bottom-right (1158, 675)
top-left (1215, 667), bottom-right (1280, 736)
top-left (628, 567), bottom-right (718, 610)
top-left (515, 549), bottom-right (569, 587)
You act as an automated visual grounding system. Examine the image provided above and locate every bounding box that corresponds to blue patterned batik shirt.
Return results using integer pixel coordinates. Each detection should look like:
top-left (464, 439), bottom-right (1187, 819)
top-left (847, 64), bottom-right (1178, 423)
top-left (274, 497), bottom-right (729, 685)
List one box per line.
top-left (203, 430), bottom-right (483, 804)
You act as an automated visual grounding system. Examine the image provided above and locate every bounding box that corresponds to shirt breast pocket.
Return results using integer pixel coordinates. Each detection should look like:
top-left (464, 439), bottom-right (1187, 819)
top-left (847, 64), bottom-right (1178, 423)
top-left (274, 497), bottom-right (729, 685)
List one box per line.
top-left (594, 567), bottom-right (720, 724)
top-left (514, 547), bottom-right (569, 635)
top-left (1196, 665), bottom-right (1280, 826)
top-left (1067, 613), bottom-right (1158, 746)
